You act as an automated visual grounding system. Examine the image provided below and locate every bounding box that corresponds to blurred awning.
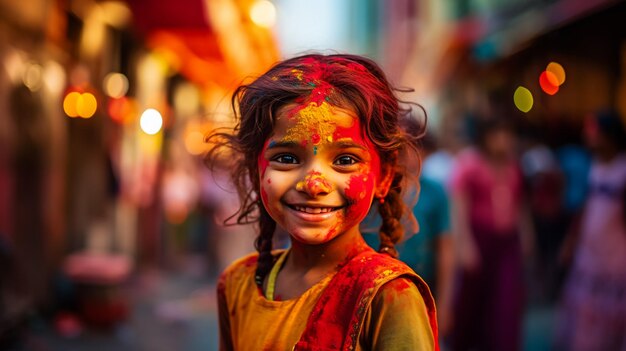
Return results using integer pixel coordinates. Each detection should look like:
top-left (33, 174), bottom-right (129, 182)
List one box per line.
top-left (125, 0), bottom-right (278, 89)
top-left (468, 0), bottom-right (623, 61)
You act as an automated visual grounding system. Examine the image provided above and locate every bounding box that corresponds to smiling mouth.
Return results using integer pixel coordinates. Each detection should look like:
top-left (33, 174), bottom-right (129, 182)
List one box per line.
top-left (287, 205), bottom-right (342, 214)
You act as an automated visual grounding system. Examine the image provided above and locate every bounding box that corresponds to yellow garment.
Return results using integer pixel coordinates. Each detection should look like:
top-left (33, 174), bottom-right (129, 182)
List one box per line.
top-left (218, 251), bottom-right (435, 351)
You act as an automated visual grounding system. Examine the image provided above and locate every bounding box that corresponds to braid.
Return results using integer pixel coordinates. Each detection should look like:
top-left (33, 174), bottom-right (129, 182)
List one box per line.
top-left (254, 205), bottom-right (276, 286)
top-left (377, 172), bottom-right (405, 258)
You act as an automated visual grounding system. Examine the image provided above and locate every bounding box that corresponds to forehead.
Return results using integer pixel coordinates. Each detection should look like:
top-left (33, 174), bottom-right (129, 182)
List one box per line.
top-left (272, 102), bottom-right (363, 140)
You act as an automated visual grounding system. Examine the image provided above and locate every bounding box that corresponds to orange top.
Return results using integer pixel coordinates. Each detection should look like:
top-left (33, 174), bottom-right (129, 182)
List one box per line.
top-left (217, 250), bottom-right (436, 351)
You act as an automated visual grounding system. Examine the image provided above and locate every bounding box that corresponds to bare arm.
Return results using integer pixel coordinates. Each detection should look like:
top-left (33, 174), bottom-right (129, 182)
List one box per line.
top-left (435, 233), bottom-right (454, 336)
top-left (451, 192), bottom-right (480, 271)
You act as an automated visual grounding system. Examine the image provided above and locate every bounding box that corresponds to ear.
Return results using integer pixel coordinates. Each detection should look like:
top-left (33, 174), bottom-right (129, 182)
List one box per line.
top-left (375, 162), bottom-right (395, 199)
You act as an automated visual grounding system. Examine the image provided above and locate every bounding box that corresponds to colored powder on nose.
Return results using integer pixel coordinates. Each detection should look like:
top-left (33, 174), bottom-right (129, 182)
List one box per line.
top-left (296, 171), bottom-right (332, 195)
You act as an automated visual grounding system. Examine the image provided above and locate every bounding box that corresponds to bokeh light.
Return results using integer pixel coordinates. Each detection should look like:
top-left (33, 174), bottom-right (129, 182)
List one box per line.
top-left (514, 86), bottom-right (533, 113)
top-left (108, 96), bottom-right (137, 124)
top-left (184, 130), bottom-right (206, 155)
top-left (173, 82), bottom-right (200, 118)
top-left (76, 93), bottom-right (98, 118)
top-left (63, 92), bottom-right (81, 117)
top-left (42, 61), bottom-right (66, 95)
top-left (250, 0), bottom-right (276, 28)
top-left (103, 72), bottom-right (129, 98)
top-left (140, 108), bottom-right (163, 135)
top-left (539, 71), bottom-right (559, 95)
top-left (23, 62), bottom-right (43, 92)
top-left (546, 62), bottom-right (566, 85)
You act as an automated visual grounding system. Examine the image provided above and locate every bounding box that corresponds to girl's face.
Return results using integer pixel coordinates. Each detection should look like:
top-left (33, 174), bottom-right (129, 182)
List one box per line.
top-left (258, 102), bottom-right (392, 245)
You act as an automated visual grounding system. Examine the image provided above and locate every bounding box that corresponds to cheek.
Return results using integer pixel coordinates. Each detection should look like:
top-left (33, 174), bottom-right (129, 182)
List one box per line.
top-left (344, 173), bottom-right (376, 222)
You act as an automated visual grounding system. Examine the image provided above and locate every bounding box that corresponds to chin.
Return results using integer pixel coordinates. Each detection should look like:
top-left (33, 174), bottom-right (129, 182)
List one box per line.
top-left (288, 227), bottom-right (340, 246)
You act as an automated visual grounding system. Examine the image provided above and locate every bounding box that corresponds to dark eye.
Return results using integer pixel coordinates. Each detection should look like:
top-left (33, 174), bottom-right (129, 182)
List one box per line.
top-left (334, 155), bottom-right (358, 166)
top-left (273, 154), bottom-right (299, 164)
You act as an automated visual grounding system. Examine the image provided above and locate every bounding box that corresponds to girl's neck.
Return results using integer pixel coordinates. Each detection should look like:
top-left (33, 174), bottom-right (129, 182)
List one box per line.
top-left (286, 228), bottom-right (370, 272)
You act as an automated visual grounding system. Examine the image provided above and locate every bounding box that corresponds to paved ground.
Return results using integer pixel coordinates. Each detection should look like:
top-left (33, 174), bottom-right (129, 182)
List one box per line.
top-left (11, 254), bottom-right (557, 351)
top-left (13, 255), bottom-right (220, 351)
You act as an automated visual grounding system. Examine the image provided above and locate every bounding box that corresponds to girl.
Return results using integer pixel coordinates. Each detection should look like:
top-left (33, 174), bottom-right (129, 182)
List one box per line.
top-left (207, 54), bottom-right (438, 351)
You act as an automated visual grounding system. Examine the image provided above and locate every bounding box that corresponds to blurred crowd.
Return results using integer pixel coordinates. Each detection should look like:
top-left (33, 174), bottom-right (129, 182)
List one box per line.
top-left (361, 108), bottom-right (626, 351)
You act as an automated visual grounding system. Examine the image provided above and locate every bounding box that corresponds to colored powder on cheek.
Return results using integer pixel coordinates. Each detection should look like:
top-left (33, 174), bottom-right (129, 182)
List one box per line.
top-left (344, 174), bottom-right (374, 220)
top-left (267, 178), bottom-right (271, 184)
top-left (313, 146), bottom-right (317, 155)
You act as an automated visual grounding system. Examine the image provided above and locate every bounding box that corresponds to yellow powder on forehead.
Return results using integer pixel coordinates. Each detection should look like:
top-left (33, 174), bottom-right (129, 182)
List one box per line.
top-left (282, 101), bottom-right (337, 146)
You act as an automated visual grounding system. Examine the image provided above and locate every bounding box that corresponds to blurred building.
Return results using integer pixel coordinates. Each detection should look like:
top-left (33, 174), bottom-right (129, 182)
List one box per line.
top-left (397, 0), bottom-right (626, 148)
top-left (0, 0), bottom-right (280, 311)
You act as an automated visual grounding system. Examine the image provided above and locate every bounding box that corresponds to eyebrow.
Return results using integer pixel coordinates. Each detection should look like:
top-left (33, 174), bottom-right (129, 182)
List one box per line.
top-left (266, 139), bottom-right (368, 151)
top-left (332, 140), bottom-right (368, 151)
top-left (266, 140), bottom-right (301, 150)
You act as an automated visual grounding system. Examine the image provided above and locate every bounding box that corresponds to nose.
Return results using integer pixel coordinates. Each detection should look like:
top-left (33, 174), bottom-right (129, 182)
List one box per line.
top-left (296, 171), bottom-right (332, 197)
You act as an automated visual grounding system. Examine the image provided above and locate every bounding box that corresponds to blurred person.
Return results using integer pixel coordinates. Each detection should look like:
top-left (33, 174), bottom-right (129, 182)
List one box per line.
top-left (362, 130), bottom-right (455, 340)
top-left (521, 138), bottom-right (568, 303)
top-left (0, 236), bottom-right (33, 349)
top-left (555, 109), bottom-right (626, 351)
top-left (421, 142), bottom-right (455, 190)
top-left (449, 116), bottom-right (531, 351)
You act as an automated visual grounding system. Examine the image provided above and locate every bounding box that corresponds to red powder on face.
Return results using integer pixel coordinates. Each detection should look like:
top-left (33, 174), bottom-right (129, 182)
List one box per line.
top-left (267, 179), bottom-right (271, 184)
top-left (309, 81), bottom-right (333, 105)
top-left (311, 133), bottom-right (321, 145)
top-left (258, 139), bottom-right (271, 179)
top-left (344, 174), bottom-right (373, 222)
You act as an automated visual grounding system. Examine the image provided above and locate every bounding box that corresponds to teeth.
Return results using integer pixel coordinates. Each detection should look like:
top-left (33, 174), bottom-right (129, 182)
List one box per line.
top-left (294, 206), bottom-right (336, 214)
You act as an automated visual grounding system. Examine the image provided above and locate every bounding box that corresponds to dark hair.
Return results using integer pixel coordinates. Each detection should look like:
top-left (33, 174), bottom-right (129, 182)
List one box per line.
top-left (595, 109), bottom-right (626, 149)
top-left (205, 54), bottom-right (425, 285)
top-left (471, 116), bottom-right (515, 150)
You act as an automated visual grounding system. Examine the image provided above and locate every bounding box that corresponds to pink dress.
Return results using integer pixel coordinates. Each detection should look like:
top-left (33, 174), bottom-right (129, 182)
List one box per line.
top-left (557, 154), bottom-right (626, 351)
top-left (449, 148), bottom-right (525, 351)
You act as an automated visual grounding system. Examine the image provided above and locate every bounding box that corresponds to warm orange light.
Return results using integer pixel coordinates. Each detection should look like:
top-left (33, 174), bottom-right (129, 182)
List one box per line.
top-left (103, 72), bottom-right (129, 98)
top-left (250, 0), bottom-right (276, 28)
top-left (76, 92), bottom-right (97, 118)
top-left (184, 130), bottom-right (206, 155)
top-left (546, 62), bottom-right (566, 85)
top-left (108, 97), bottom-right (137, 124)
top-left (63, 92), bottom-right (81, 117)
top-left (539, 71), bottom-right (559, 95)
